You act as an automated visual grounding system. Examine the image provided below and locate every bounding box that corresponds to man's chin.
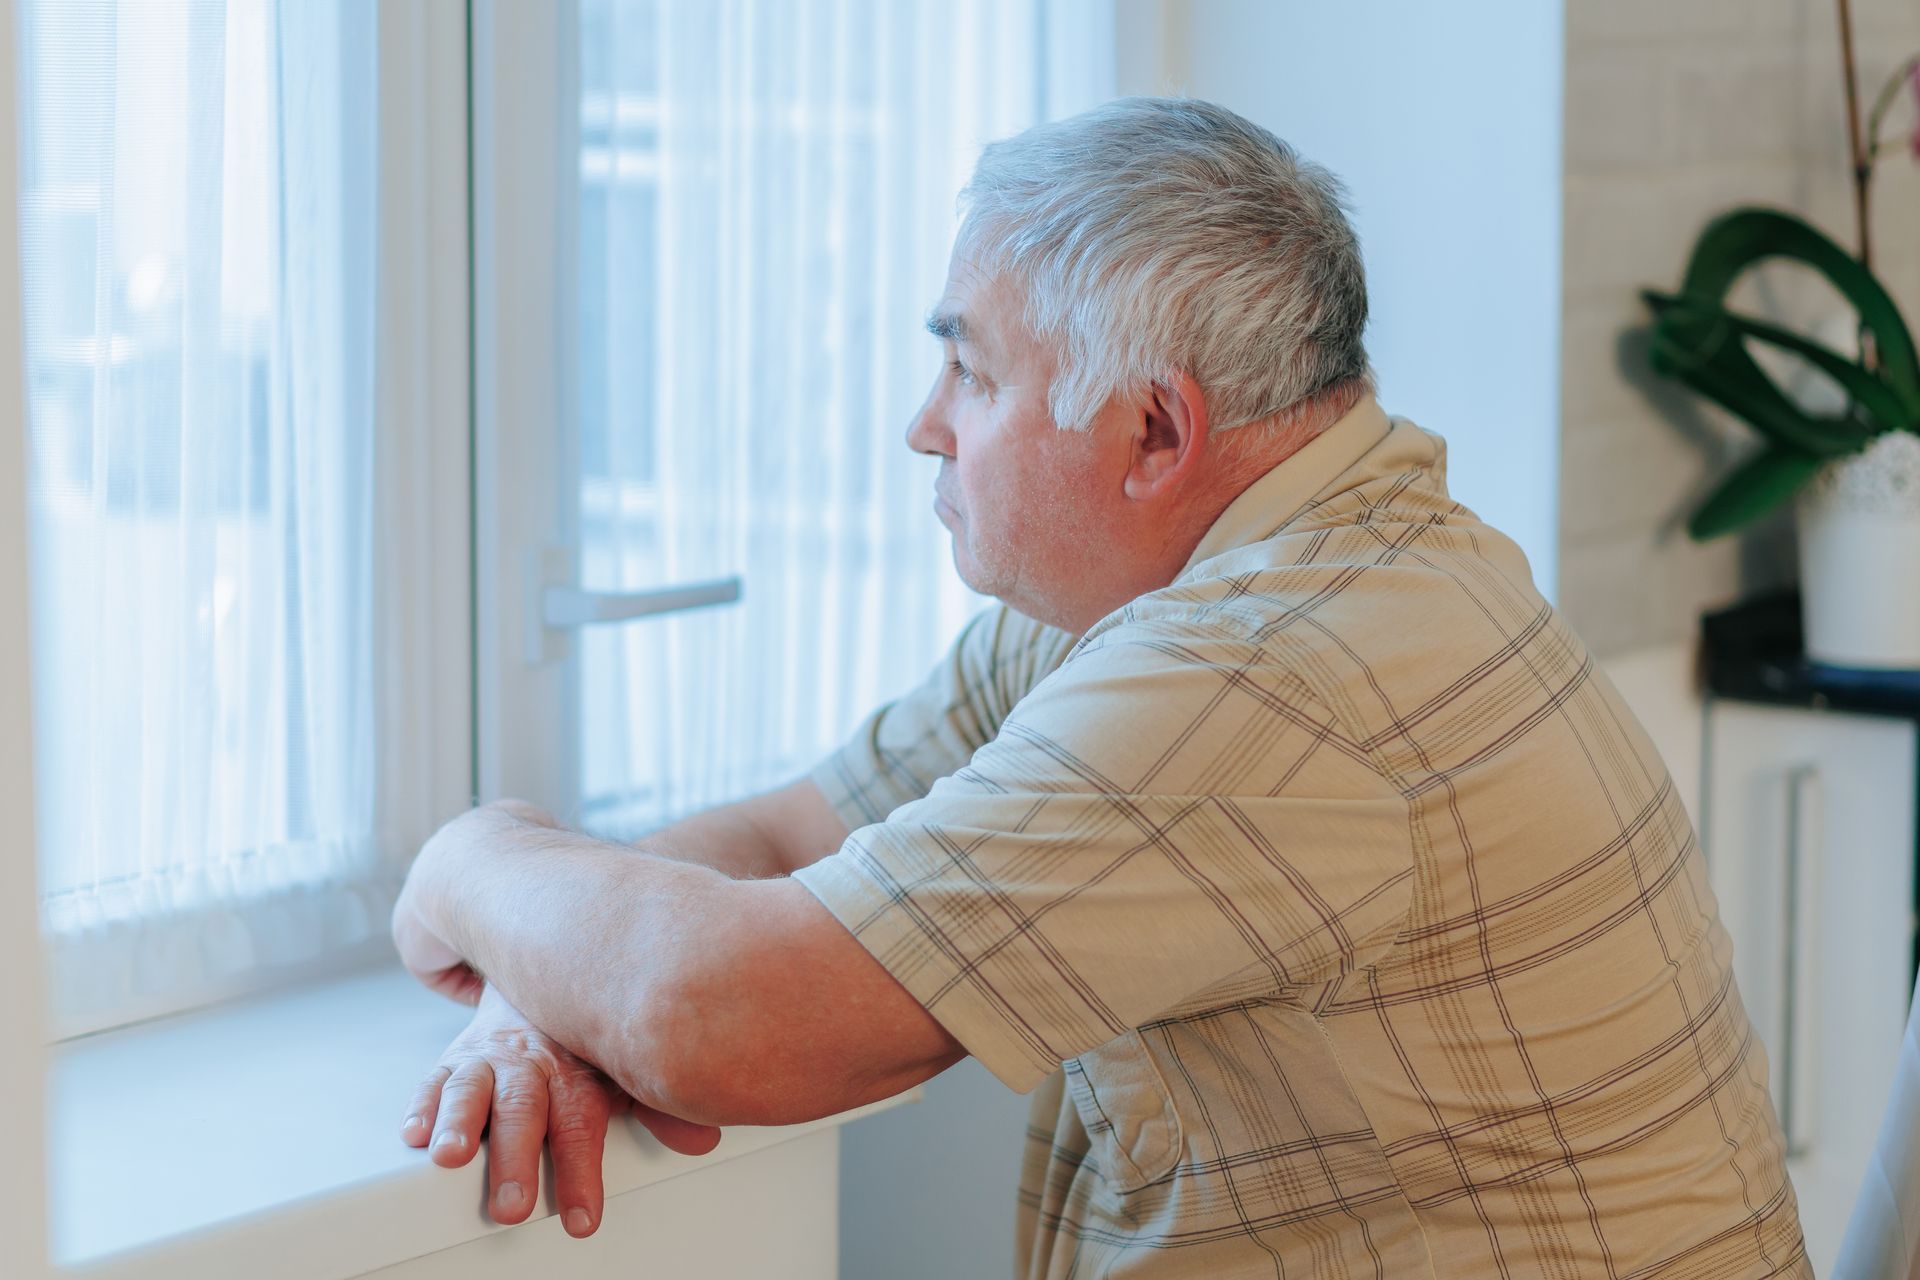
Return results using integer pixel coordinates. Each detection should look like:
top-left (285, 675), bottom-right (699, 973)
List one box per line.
top-left (949, 542), bottom-right (995, 598)
top-left (949, 544), bottom-right (981, 593)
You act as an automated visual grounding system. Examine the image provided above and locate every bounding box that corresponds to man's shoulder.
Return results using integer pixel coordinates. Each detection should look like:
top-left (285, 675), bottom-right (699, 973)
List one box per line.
top-left (1059, 483), bottom-right (1574, 745)
top-left (1098, 488), bottom-right (1542, 653)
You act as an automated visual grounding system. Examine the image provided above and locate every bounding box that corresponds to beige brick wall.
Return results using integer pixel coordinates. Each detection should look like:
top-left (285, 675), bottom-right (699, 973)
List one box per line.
top-left (1560, 0), bottom-right (1920, 657)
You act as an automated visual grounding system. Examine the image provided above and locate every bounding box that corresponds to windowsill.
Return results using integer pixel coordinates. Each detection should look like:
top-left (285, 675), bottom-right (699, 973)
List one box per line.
top-left (49, 965), bottom-right (912, 1279)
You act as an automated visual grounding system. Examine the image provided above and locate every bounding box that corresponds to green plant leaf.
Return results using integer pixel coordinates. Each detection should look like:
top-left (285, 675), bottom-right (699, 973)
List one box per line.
top-left (1687, 445), bottom-right (1825, 540)
top-left (1643, 290), bottom-right (1879, 456)
top-left (1677, 208), bottom-right (1920, 418)
top-left (1642, 207), bottom-right (1920, 539)
top-left (1713, 307), bottom-right (1912, 431)
top-left (1645, 290), bottom-right (1912, 433)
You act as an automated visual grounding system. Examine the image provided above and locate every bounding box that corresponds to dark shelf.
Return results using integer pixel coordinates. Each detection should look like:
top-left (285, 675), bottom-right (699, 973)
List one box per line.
top-left (1701, 591), bottom-right (1920, 720)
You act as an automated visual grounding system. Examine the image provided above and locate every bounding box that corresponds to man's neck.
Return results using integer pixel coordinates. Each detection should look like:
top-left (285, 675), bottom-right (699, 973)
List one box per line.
top-left (1157, 381), bottom-right (1367, 572)
top-left (1030, 384), bottom-right (1368, 636)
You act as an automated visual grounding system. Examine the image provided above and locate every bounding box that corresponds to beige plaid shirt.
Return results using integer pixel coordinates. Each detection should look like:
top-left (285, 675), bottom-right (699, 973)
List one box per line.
top-left (796, 397), bottom-right (1808, 1279)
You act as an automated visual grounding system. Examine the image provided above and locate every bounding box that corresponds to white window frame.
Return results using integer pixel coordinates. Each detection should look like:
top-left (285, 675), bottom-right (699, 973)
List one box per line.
top-left (470, 0), bottom-right (582, 814)
top-left (368, 0), bottom-right (476, 855)
top-left (0, 0), bottom-right (51, 1262)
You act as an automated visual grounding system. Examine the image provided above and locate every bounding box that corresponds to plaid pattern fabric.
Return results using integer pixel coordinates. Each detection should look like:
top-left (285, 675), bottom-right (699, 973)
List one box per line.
top-left (797, 397), bottom-right (1808, 1279)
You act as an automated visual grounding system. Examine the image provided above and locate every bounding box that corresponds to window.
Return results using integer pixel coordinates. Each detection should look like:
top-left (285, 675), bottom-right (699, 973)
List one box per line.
top-left (11, 0), bottom-right (1109, 1036)
top-left (570, 0), bottom-right (1031, 835)
top-left (16, 0), bottom-right (396, 1035)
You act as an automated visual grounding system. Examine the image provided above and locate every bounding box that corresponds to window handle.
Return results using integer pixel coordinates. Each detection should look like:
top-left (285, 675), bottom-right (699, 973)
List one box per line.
top-left (524, 546), bottom-right (741, 665)
top-left (542, 576), bottom-right (741, 628)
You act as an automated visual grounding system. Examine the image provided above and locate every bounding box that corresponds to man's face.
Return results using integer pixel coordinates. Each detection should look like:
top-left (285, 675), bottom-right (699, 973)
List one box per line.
top-left (907, 256), bottom-right (1119, 627)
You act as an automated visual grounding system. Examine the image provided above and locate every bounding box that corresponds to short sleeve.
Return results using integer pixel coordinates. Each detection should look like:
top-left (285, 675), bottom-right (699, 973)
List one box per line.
top-left (793, 621), bottom-right (1415, 1093)
top-left (809, 604), bottom-right (1078, 830)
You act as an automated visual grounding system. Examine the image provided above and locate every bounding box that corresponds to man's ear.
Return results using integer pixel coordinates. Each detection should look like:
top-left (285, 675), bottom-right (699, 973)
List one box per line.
top-left (1124, 371), bottom-right (1208, 501)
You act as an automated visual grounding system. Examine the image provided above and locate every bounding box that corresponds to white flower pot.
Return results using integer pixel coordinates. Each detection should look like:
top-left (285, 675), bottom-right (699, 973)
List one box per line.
top-left (1797, 430), bottom-right (1920, 669)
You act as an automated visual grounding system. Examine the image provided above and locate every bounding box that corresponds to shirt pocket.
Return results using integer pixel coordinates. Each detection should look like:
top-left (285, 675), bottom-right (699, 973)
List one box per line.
top-left (1062, 1028), bottom-right (1185, 1194)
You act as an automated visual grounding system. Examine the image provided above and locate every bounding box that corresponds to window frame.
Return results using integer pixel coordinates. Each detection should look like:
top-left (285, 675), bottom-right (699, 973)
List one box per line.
top-left (0, 0), bottom-right (51, 1257)
top-left (470, 0), bottom-right (583, 816)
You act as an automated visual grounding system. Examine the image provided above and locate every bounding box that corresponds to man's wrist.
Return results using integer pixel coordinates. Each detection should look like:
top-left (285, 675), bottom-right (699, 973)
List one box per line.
top-left (412, 808), bottom-right (505, 964)
top-left (427, 806), bottom-right (573, 967)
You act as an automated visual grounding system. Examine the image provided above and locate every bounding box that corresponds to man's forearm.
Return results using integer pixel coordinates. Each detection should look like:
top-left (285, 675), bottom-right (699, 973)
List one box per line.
top-left (631, 801), bottom-right (796, 879)
top-left (407, 804), bottom-right (961, 1128)
top-left (631, 778), bottom-right (850, 880)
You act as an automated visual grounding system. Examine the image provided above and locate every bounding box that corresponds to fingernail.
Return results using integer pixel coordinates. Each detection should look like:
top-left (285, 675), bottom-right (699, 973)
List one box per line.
top-left (433, 1131), bottom-right (464, 1151)
top-left (402, 1114), bottom-right (427, 1132)
top-left (496, 1180), bottom-right (524, 1213)
top-left (566, 1207), bottom-right (592, 1235)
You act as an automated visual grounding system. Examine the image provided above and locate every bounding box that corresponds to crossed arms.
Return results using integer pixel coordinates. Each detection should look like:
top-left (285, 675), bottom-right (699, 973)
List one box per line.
top-left (389, 780), bottom-right (964, 1236)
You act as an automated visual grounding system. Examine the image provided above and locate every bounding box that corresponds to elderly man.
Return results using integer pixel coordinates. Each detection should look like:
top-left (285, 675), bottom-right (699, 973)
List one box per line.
top-left (393, 98), bottom-right (1807, 1278)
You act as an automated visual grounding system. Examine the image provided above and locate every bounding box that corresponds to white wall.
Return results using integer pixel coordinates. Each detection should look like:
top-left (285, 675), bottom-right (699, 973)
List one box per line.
top-left (841, 1061), bottom-right (1030, 1280)
top-left (1124, 0), bottom-right (1565, 598)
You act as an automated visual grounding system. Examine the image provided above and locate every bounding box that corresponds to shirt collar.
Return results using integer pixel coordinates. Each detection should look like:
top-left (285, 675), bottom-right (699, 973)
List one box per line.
top-left (1180, 393), bottom-right (1394, 575)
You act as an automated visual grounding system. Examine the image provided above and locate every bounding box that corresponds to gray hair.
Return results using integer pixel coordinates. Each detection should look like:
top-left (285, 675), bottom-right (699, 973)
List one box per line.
top-left (957, 97), bottom-right (1372, 432)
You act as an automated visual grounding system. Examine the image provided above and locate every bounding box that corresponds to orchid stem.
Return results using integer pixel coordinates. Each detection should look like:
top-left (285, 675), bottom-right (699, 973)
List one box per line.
top-left (1836, 0), bottom-right (1879, 371)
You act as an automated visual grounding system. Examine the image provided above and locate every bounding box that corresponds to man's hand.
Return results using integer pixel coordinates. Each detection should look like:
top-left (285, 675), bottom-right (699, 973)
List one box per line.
top-left (401, 985), bottom-right (722, 1237)
top-left (393, 800), bottom-right (561, 1004)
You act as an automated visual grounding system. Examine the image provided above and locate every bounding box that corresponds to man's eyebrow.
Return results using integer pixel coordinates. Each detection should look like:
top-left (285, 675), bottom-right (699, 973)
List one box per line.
top-left (925, 309), bottom-right (968, 343)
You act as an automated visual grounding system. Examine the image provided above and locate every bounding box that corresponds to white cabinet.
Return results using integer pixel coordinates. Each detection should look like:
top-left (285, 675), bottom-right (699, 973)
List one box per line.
top-left (1703, 701), bottom-right (1918, 1274)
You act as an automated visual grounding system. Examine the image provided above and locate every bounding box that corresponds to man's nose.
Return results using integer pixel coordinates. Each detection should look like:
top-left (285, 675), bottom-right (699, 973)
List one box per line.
top-left (905, 393), bottom-right (955, 459)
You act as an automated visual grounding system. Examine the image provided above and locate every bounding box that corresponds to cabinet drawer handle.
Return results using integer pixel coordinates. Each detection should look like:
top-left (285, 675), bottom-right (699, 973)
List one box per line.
top-left (1780, 763), bottom-right (1820, 1159)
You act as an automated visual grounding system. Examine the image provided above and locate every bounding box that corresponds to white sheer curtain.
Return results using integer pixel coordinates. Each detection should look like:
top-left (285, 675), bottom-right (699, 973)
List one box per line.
top-left (16, 0), bottom-right (383, 1032)
top-left (574, 0), bottom-right (1113, 835)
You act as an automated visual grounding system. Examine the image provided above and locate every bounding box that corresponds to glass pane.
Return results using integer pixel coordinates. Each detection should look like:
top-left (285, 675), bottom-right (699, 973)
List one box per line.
top-left (572, 0), bottom-right (1039, 836)
top-left (17, 0), bottom-right (378, 930)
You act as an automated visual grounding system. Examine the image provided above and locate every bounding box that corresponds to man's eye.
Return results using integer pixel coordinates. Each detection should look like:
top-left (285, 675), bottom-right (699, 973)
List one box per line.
top-left (947, 358), bottom-right (976, 388)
